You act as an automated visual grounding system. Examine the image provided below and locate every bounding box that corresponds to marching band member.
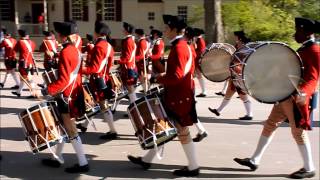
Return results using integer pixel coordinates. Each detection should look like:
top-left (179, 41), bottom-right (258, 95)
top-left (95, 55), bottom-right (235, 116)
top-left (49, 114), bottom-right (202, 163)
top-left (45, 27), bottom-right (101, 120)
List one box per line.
top-left (12, 29), bottom-right (37, 98)
top-left (40, 31), bottom-right (59, 71)
top-left (82, 34), bottom-right (95, 63)
top-left (135, 28), bottom-right (149, 92)
top-left (208, 31), bottom-right (253, 120)
top-left (81, 21), bottom-right (118, 140)
top-left (68, 20), bottom-right (82, 51)
top-left (127, 15), bottom-right (200, 177)
top-left (184, 27), bottom-right (208, 142)
top-left (193, 28), bottom-right (207, 97)
top-left (234, 17), bottom-right (320, 179)
top-left (149, 29), bottom-right (165, 74)
top-left (0, 29), bottom-right (19, 89)
top-left (119, 22), bottom-right (138, 103)
top-left (41, 21), bottom-right (89, 173)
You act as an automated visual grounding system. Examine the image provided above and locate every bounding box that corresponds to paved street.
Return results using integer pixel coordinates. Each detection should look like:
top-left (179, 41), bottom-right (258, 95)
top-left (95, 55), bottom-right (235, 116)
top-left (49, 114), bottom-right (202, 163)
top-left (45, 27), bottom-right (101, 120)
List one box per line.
top-left (0, 63), bottom-right (319, 180)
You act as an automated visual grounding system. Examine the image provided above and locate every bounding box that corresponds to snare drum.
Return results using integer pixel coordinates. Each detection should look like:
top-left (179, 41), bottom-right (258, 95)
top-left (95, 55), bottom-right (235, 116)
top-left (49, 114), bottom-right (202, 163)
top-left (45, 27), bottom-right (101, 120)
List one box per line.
top-left (19, 101), bottom-right (68, 153)
top-left (42, 69), bottom-right (59, 85)
top-left (128, 93), bottom-right (177, 150)
top-left (109, 72), bottom-right (128, 100)
top-left (230, 42), bottom-right (303, 103)
top-left (76, 83), bottom-right (101, 121)
top-left (146, 86), bottom-right (164, 96)
top-left (200, 43), bottom-right (236, 82)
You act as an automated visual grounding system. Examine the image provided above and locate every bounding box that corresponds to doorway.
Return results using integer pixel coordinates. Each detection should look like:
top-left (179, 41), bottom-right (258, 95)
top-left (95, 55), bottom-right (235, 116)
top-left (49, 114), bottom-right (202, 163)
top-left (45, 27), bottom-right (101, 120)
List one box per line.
top-left (31, 3), bottom-right (44, 23)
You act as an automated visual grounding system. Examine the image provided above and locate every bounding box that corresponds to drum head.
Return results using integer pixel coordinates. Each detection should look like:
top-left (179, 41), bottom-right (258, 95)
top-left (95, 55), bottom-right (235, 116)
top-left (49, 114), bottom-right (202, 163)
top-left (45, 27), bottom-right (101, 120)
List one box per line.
top-left (200, 43), bottom-right (235, 82)
top-left (243, 43), bottom-right (302, 103)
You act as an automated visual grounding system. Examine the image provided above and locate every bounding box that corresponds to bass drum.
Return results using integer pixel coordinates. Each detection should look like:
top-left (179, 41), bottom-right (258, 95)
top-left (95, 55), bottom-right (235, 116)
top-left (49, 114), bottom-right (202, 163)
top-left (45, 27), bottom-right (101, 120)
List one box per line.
top-left (230, 42), bottom-right (303, 104)
top-left (200, 43), bottom-right (236, 82)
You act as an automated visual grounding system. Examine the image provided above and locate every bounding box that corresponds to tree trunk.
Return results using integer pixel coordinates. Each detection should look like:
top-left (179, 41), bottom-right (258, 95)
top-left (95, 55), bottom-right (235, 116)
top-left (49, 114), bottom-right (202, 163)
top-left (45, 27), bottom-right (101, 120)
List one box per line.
top-left (204, 0), bottom-right (224, 43)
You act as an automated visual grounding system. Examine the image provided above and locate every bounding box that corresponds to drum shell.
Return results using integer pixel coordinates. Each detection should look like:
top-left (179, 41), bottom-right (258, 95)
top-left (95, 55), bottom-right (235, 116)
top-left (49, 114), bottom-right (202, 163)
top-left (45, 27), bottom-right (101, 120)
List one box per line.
top-left (128, 93), bottom-right (177, 149)
top-left (42, 69), bottom-right (59, 85)
top-left (200, 43), bottom-right (236, 82)
top-left (230, 42), bottom-right (303, 104)
top-left (19, 101), bottom-right (66, 153)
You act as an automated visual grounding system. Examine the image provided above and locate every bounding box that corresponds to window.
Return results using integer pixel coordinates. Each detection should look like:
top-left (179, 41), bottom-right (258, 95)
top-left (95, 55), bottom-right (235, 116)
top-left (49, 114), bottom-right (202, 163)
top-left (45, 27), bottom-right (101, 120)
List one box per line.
top-left (71, 0), bottom-right (88, 21)
top-left (0, 0), bottom-right (14, 21)
top-left (148, 12), bottom-right (155, 21)
top-left (96, 0), bottom-right (121, 21)
top-left (104, 0), bottom-right (115, 21)
top-left (177, 6), bottom-right (188, 21)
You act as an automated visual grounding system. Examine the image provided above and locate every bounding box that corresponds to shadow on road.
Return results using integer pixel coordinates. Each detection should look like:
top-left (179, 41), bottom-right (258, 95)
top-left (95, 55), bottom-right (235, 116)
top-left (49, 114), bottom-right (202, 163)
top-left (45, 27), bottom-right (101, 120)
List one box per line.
top-left (0, 127), bottom-right (25, 141)
top-left (0, 150), bottom-right (288, 179)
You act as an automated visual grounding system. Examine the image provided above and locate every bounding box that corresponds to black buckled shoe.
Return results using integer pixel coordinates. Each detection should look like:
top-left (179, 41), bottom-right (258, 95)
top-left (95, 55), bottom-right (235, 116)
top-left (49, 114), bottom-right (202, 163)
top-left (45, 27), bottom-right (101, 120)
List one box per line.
top-left (173, 166), bottom-right (200, 177)
top-left (65, 164), bottom-right (89, 173)
top-left (215, 92), bottom-right (225, 96)
top-left (208, 107), bottom-right (220, 116)
top-left (196, 93), bottom-right (206, 98)
top-left (37, 83), bottom-right (45, 88)
top-left (0, 83), bottom-right (4, 88)
top-left (289, 168), bottom-right (315, 179)
top-left (41, 158), bottom-right (62, 168)
top-left (10, 85), bottom-right (19, 89)
top-left (99, 131), bottom-right (118, 140)
top-left (233, 158), bottom-right (258, 171)
top-left (11, 91), bottom-right (21, 97)
top-left (127, 155), bottom-right (151, 170)
top-left (193, 132), bottom-right (208, 142)
top-left (76, 124), bottom-right (87, 133)
top-left (239, 115), bottom-right (253, 120)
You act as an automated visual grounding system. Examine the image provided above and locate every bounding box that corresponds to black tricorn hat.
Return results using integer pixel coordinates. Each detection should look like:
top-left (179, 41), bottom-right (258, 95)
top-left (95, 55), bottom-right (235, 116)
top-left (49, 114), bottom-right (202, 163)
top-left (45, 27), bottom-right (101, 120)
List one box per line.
top-left (295, 17), bottom-right (318, 33)
top-left (53, 21), bottom-right (77, 36)
top-left (193, 28), bottom-right (204, 36)
top-left (43, 31), bottom-right (52, 37)
top-left (123, 22), bottom-right (134, 33)
top-left (185, 27), bottom-right (195, 39)
top-left (150, 29), bottom-right (162, 37)
top-left (135, 29), bottom-right (144, 35)
top-left (86, 34), bottom-right (93, 41)
top-left (18, 29), bottom-right (27, 37)
top-left (95, 21), bottom-right (111, 36)
top-left (163, 14), bottom-right (187, 31)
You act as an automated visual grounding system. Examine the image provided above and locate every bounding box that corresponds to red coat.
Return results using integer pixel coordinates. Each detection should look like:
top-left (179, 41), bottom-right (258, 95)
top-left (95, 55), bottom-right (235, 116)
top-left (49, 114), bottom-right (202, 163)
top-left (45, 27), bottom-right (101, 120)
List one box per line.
top-left (150, 38), bottom-right (164, 62)
top-left (189, 42), bottom-right (197, 76)
top-left (157, 37), bottom-right (196, 126)
top-left (82, 38), bottom-right (114, 101)
top-left (0, 37), bottom-right (16, 59)
top-left (40, 37), bottom-right (58, 60)
top-left (82, 43), bottom-right (94, 62)
top-left (119, 35), bottom-right (136, 69)
top-left (14, 38), bottom-right (36, 67)
top-left (296, 40), bottom-right (320, 130)
top-left (195, 36), bottom-right (206, 65)
top-left (47, 43), bottom-right (83, 118)
top-left (135, 37), bottom-right (148, 73)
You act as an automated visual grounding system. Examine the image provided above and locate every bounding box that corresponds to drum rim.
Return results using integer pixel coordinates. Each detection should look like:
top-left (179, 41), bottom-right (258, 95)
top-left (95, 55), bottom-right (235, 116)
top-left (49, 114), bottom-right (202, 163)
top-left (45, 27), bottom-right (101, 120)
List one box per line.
top-left (200, 43), bottom-right (235, 82)
top-left (241, 42), bottom-right (303, 104)
top-left (128, 93), bottom-right (162, 110)
top-left (20, 101), bottom-right (52, 117)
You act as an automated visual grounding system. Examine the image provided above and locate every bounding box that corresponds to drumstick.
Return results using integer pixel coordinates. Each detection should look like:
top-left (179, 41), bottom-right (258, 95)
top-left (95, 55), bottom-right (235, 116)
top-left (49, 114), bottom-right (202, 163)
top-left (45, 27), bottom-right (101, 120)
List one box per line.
top-left (288, 75), bottom-right (304, 96)
top-left (17, 72), bottom-right (41, 99)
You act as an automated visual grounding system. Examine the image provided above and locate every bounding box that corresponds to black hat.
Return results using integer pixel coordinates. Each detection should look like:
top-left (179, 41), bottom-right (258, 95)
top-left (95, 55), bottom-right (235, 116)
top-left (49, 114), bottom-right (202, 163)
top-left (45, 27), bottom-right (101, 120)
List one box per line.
top-left (95, 21), bottom-right (111, 36)
top-left (18, 29), bottom-right (27, 37)
top-left (123, 22), bottom-right (134, 34)
top-left (2, 28), bottom-right (6, 35)
top-left (234, 30), bottom-right (246, 37)
top-left (86, 34), bottom-right (93, 41)
top-left (185, 27), bottom-right (195, 39)
top-left (135, 29), bottom-right (144, 35)
top-left (53, 21), bottom-right (77, 36)
top-left (151, 29), bottom-right (162, 37)
top-left (163, 14), bottom-right (187, 31)
top-left (43, 31), bottom-right (52, 37)
top-left (295, 17), bottom-right (318, 33)
top-left (193, 28), bottom-right (204, 36)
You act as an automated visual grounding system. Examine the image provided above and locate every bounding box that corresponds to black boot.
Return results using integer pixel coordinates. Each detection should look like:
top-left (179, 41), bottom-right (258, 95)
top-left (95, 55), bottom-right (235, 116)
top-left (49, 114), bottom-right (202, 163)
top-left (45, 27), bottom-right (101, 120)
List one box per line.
top-left (208, 107), bottom-right (220, 116)
top-left (65, 164), bottom-right (89, 173)
top-left (11, 91), bottom-right (21, 97)
top-left (127, 155), bottom-right (151, 170)
top-left (173, 166), bottom-right (200, 177)
top-left (99, 131), bottom-right (118, 140)
top-left (76, 124), bottom-right (87, 133)
top-left (233, 158), bottom-right (258, 171)
top-left (193, 132), bottom-right (208, 142)
top-left (0, 83), bottom-right (4, 88)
